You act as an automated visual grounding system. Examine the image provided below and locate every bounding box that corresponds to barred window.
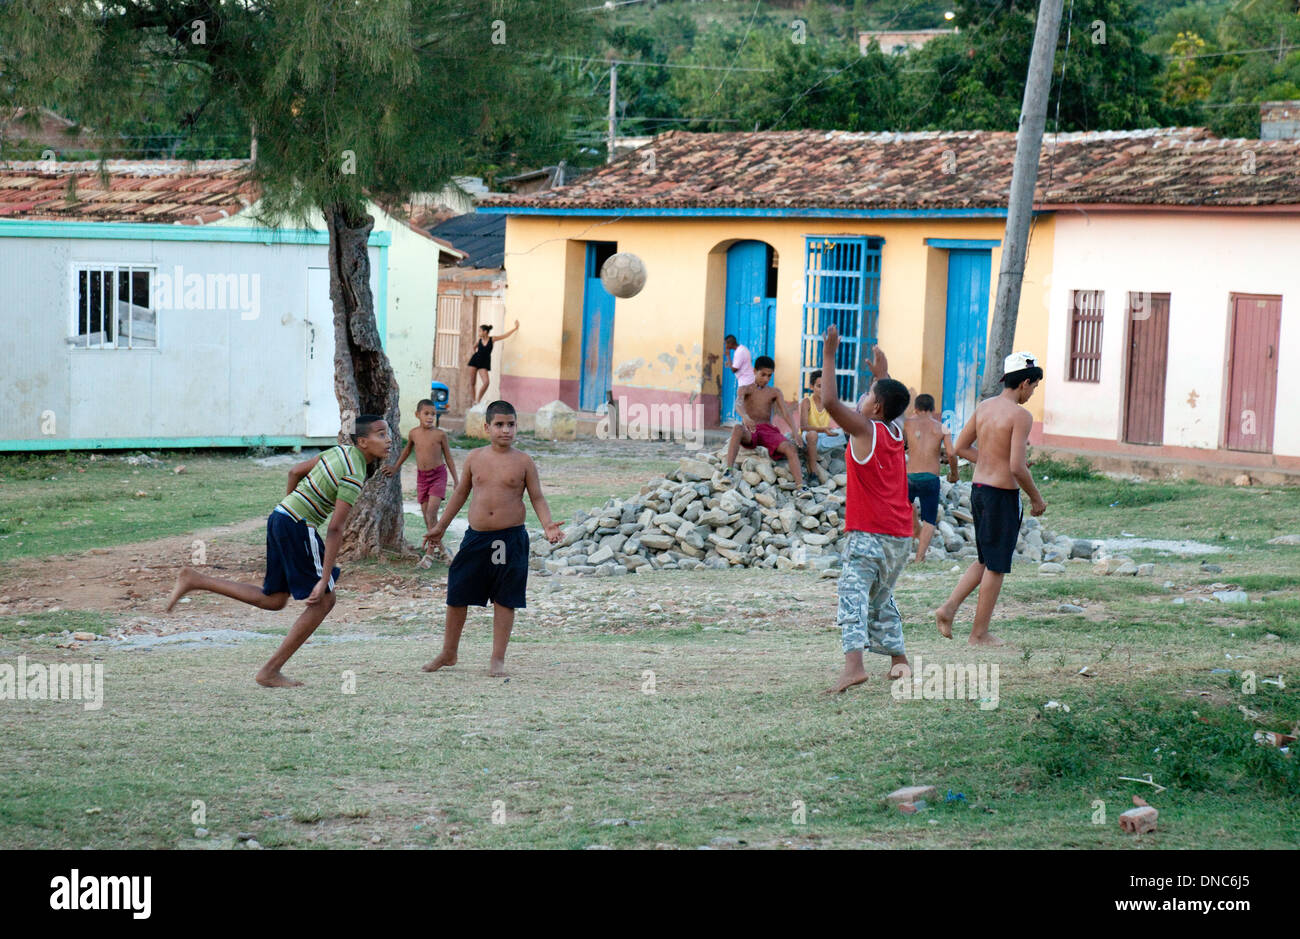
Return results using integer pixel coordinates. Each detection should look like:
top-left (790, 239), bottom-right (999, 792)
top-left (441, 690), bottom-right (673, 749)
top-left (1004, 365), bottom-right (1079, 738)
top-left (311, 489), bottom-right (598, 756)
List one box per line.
top-left (71, 265), bottom-right (156, 349)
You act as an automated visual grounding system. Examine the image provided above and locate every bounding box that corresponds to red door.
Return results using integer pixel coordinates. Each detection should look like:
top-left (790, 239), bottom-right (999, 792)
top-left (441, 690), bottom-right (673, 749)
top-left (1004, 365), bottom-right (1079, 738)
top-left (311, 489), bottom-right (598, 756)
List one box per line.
top-left (1224, 294), bottom-right (1282, 453)
top-left (1124, 292), bottom-right (1170, 445)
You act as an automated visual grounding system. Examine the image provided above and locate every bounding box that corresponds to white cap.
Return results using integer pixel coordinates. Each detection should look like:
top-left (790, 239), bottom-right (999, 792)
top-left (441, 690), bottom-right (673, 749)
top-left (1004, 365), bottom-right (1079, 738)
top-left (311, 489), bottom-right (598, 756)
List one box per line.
top-left (1002, 351), bottom-right (1039, 378)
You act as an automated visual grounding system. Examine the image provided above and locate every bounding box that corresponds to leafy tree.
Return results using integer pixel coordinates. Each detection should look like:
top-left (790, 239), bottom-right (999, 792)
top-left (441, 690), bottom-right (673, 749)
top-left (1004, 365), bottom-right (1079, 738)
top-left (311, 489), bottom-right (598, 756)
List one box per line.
top-left (3, 0), bottom-right (589, 556)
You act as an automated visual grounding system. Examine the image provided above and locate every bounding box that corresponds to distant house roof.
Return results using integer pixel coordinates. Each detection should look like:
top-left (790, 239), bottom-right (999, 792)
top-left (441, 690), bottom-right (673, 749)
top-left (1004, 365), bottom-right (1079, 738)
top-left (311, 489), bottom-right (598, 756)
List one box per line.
top-left (428, 212), bottom-right (505, 269)
top-left (487, 128), bottom-right (1300, 214)
top-left (0, 159), bottom-right (253, 224)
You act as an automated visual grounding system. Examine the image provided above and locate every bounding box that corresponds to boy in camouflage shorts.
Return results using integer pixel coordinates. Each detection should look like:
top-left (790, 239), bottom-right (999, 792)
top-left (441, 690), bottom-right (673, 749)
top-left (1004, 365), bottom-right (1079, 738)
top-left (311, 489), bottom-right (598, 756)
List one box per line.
top-left (817, 327), bottom-right (914, 693)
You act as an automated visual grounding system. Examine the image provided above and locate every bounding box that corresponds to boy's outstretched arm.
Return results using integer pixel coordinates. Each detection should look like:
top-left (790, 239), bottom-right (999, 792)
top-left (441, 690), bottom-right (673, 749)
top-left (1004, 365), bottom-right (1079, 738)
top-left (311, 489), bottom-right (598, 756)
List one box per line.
top-left (425, 453), bottom-right (473, 547)
top-left (383, 439), bottom-right (413, 477)
top-left (866, 343), bottom-right (889, 380)
top-left (1010, 410), bottom-right (1047, 516)
top-left (820, 326), bottom-right (873, 438)
top-left (954, 415), bottom-right (979, 464)
top-left (440, 432), bottom-right (459, 486)
top-left (524, 456), bottom-right (563, 543)
top-left (308, 499), bottom-right (352, 605)
top-left (286, 455), bottom-right (320, 494)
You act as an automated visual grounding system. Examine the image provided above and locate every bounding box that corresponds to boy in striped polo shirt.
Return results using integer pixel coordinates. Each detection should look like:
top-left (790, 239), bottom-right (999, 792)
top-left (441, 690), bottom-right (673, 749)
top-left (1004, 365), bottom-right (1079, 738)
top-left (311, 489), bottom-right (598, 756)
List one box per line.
top-left (817, 326), bottom-right (914, 694)
top-left (165, 415), bottom-right (391, 687)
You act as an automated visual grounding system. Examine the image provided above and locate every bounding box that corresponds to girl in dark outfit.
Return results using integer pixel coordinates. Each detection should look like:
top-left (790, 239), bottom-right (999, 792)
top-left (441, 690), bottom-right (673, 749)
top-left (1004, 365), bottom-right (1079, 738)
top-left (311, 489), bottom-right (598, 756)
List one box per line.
top-left (467, 320), bottom-right (519, 405)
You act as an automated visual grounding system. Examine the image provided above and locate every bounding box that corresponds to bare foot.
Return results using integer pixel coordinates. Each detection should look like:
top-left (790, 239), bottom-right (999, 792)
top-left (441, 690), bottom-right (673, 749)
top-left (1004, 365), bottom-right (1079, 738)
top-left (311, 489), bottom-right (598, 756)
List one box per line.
top-left (422, 652), bottom-right (457, 672)
top-left (488, 658), bottom-right (507, 678)
top-left (888, 657), bottom-right (912, 680)
top-left (165, 567), bottom-right (197, 612)
top-left (968, 633), bottom-right (1006, 647)
top-left (255, 669), bottom-right (304, 688)
top-left (826, 663), bottom-right (868, 694)
top-left (935, 606), bottom-right (954, 639)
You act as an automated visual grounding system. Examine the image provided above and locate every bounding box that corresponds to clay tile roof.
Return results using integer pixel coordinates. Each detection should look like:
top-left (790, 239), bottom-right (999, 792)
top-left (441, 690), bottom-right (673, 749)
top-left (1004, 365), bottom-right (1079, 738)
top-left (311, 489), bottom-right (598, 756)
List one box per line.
top-left (0, 159), bottom-right (254, 224)
top-left (492, 127), bottom-right (1300, 211)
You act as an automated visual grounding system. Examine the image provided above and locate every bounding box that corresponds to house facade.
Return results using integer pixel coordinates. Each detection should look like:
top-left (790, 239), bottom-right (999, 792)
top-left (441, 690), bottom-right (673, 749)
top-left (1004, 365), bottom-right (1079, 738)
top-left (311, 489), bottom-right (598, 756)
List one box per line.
top-left (485, 127), bottom-right (1300, 468)
top-left (0, 159), bottom-right (448, 449)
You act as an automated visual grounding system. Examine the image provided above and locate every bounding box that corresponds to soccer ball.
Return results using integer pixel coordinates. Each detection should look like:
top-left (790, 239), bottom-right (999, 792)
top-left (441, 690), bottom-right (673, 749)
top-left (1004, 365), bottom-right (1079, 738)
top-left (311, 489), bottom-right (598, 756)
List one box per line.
top-left (600, 253), bottom-right (647, 299)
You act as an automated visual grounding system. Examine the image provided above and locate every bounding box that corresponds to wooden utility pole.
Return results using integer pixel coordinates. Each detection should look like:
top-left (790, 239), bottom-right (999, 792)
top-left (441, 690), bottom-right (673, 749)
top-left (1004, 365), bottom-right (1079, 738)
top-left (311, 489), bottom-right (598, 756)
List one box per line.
top-left (607, 63), bottom-right (617, 164)
top-left (980, 0), bottom-right (1066, 398)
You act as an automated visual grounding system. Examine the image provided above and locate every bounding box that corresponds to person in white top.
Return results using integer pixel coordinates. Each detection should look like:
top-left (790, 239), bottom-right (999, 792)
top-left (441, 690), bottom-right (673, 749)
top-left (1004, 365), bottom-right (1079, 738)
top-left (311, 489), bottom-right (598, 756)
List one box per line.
top-left (724, 334), bottom-right (755, 423)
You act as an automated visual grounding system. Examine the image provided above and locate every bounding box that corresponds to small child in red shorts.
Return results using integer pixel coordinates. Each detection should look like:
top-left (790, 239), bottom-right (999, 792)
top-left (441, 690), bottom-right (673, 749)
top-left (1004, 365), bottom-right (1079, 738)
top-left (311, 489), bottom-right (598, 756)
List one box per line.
top-left (384, 399), bottom-right (459, 563)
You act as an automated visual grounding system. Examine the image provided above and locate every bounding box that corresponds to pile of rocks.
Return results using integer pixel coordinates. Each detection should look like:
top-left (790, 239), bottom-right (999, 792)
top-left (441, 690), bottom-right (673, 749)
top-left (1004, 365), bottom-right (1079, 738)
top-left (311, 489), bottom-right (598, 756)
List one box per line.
top-left (529, 446), bottom-right (1106, 577)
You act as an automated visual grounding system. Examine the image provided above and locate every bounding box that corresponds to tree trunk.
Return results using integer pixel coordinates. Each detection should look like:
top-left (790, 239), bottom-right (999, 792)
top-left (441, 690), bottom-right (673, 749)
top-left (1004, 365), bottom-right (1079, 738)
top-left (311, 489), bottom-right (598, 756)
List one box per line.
top-left (324, 203), bottom-right (410, 559)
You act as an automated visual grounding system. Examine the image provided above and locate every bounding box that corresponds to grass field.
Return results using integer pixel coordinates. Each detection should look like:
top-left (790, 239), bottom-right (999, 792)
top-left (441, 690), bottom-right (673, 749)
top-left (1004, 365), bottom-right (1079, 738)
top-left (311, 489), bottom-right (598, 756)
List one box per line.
top-left (1, 444), bottom-right (1297, 849)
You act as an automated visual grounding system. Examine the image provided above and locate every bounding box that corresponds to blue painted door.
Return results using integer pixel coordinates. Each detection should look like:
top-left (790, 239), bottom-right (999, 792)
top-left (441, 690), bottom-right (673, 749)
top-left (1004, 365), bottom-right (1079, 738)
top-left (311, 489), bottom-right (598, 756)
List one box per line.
top-left (722, 241), bottom-right (776, 422)
top-left (942, 249), bottom-right (992, 435)
top-left (580, 242), bottom-right (617, 412)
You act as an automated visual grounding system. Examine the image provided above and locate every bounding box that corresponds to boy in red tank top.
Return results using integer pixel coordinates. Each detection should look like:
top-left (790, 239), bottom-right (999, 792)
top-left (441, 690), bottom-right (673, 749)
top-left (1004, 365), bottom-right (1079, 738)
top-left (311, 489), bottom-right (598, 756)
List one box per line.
top-left (818, 326), bottom-right (914, 694)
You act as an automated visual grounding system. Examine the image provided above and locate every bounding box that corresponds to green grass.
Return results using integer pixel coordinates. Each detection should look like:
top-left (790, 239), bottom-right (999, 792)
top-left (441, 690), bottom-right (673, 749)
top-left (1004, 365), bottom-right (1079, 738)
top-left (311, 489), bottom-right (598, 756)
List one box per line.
top-left (0, 451), bottom-right (285, 562)
top-left (0, 610), bottom-right (118, 639)
top-left (2, 443), bottom-right (1298, 849)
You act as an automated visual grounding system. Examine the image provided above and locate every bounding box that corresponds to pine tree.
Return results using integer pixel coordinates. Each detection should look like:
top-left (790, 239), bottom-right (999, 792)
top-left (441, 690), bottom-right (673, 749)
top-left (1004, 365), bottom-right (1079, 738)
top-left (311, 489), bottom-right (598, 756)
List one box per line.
top-left (3, 0), bottom-right (588, 556)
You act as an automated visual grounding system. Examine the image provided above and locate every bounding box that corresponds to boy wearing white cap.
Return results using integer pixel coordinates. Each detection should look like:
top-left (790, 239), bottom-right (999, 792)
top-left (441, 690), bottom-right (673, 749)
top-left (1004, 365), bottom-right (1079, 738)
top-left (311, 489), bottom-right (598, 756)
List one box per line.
top-left (935, 352), bottom-right (1047, 646)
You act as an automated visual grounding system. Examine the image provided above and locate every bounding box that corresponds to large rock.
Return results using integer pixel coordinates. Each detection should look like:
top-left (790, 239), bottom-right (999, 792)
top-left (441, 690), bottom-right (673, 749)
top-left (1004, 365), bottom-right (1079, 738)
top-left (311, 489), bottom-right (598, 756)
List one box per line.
top-left (464, 402), bottom-right (488, 439)
top-left (534, 400), bottom-right (577, 441)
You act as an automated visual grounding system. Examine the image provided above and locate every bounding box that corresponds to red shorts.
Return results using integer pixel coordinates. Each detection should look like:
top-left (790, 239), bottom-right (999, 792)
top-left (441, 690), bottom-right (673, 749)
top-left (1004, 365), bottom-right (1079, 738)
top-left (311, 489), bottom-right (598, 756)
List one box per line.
top-left (417, 465), bottom-right (448, 504)
top-left (749, 422), bottom-right (788, 457)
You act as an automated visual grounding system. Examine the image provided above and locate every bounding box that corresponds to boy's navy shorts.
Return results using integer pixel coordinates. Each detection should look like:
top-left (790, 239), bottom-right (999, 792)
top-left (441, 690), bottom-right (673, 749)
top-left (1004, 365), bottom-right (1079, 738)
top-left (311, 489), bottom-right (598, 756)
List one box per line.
top-left (262, 508), bottom-right (339, 600)
top-left (971, 483), bottom-right (1022, 575)
top-left (907, 472), bottom-right (941, 525)
top-left (446, 525), bottom-right (529, 610)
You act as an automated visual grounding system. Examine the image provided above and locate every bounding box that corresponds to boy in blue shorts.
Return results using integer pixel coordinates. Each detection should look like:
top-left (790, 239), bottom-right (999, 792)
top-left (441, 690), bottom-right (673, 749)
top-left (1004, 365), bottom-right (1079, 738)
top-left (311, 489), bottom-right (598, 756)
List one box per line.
top-left (165, 415), bottom-right (391, 687)
top-left (422, 400), bottom-right (563, 677)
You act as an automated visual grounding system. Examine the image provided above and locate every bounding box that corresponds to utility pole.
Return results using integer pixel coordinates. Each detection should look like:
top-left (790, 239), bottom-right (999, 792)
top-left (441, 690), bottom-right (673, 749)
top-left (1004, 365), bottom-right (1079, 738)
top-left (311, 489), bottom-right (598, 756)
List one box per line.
top-left (980, 0), bottom-right (1066, 399)
top-left (607, 63), bottom-right (617, 164)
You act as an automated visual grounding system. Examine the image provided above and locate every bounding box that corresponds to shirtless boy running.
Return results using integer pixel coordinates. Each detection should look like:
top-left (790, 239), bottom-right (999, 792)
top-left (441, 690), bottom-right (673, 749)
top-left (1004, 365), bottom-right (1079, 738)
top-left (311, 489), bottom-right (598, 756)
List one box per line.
top-left (723, 355), bottom-right (805, 488)
top-left (421, 400), bottom-right (563, 677)
top-left (383, 399), bottom-right (458, 563)
top-left (904, 394), bottom-right (960, 563)
top-left (936, 353), bottom-right (1047, 646)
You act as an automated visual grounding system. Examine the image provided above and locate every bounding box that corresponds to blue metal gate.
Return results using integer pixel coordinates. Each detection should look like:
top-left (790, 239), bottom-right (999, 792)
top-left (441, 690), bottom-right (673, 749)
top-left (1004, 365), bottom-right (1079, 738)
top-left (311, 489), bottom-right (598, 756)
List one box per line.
top-left (801, 236), bottom-right (883, 403)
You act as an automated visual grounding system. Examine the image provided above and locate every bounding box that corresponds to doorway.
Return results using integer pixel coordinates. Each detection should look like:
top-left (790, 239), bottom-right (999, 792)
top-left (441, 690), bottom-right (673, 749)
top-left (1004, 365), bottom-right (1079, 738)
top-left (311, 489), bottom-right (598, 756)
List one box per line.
top-left (941, 249), bottom-right (992, 435)
top-left (1123, 292), bottom-right (1170, 445)
top-left (722, 240), bottom-right (777, 422)
top-left (1224, 294), bottom-right (1282, 453)
top-left (580, 241), bottom-right (617, 412)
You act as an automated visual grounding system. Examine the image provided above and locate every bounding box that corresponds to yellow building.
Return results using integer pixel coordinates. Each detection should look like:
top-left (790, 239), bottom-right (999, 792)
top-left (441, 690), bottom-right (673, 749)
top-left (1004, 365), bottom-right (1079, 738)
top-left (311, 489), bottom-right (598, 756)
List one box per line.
top-left (485, 130), bottom-right (1053, 440)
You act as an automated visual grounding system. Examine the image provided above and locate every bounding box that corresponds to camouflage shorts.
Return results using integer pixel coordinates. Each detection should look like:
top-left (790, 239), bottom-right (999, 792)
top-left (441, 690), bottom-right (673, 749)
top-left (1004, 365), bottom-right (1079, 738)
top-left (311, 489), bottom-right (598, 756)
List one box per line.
top-left (836, 530), bottom-right (910, 656)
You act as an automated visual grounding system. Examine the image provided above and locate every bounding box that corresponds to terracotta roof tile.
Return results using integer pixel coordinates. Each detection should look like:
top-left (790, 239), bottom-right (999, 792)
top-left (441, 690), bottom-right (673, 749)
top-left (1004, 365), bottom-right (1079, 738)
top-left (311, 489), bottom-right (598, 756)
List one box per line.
top-left (493, 128), bottom-right (1300, 211)
top-left (0, 159), bottom-right (253, 224)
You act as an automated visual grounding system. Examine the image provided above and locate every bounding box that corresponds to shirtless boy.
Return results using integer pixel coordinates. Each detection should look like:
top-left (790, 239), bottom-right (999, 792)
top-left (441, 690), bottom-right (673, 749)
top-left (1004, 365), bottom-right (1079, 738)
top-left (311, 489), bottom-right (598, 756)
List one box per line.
top-left (383, 399), bottom-right (458, 562)
top-left (904, 393), bottom-right (960, 563)
top-left (421, 400), bottom-right (563, 677)
top-left (723, 355), bottom-right (805, 488)
top-left (165, 415), bottom-right (391, 687)
top-left (936, 353), bottom-right (1047, 646)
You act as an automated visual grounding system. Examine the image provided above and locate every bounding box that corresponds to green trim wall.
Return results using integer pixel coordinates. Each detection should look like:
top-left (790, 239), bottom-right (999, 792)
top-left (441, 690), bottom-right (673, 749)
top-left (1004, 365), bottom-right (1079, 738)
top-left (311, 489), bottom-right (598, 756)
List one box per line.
top-left (0, 436), bottom-right (335, 452)
top-left (0, 219), bottom-right (391, 246)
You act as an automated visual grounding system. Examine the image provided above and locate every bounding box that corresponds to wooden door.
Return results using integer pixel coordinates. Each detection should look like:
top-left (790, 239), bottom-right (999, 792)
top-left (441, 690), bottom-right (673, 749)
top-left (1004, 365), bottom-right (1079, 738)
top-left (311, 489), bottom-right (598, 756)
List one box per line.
top-left (1123, 292), bottom-right (1170, 445)
top-left (941, 249), bottom-right (992, 436)
top-left (722, 240), bottom-right (774, 422)
top-left (1225, 294), bottom-right (1282, 452)
top-left (579, 242), bottom-right (617, 412)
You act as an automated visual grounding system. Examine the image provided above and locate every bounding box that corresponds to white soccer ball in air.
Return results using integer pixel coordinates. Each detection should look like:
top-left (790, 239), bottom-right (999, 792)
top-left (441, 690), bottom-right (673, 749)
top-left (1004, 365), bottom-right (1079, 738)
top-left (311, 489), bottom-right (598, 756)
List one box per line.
top-left (600, 252), bottom-right (647, 299)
